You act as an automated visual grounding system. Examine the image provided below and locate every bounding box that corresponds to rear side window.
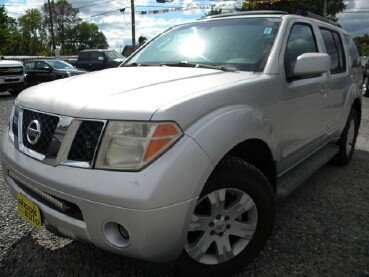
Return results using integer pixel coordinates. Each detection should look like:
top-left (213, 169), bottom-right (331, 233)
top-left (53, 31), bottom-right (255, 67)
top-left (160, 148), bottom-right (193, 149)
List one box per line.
top-left (91, 51), bottom-right (104, 62)
top-left (284, 23), bottom-right (318, 79)
top-left (79, 52), bottom-right (91, 62)
top-left (24, 61), bottom-right (35, 70)
top-left (345, 35), bottom-right (361, 68)
top-left (320, 28), bottom-right (346, 74)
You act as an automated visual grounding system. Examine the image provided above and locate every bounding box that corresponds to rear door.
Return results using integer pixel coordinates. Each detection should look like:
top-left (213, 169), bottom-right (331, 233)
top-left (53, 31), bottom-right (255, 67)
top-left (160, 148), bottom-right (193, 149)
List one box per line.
top-left (77, 51), bottom-right (92, 70)
top-left (318, 28), bottom-right (349, 136)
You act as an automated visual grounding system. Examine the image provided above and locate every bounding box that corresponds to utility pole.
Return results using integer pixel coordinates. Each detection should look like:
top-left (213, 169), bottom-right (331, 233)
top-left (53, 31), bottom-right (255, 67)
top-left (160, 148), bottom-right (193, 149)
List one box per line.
top-left (120, 1), bottom-right (136, 51)
top-left (130, 0), bottom-right (136, 50)
top-left (48, 0), bottom-right (56, 50)
top-left (323, 0), bottom-right (328, 18)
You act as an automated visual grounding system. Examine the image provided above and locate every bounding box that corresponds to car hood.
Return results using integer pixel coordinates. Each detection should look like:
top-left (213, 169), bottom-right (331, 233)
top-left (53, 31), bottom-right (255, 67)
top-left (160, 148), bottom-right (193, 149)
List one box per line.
top-left (0, 60), bottom-right (23, 67)
top-left (16, 66), bottom-right (258, 121)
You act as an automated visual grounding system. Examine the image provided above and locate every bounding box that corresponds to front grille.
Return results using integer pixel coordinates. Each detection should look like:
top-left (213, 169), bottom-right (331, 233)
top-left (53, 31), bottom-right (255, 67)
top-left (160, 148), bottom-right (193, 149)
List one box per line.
top-left (11, 107), bottom-right (106, 167)
top-left (5, 78), bottom-right (20, 82)
top-left (22, 110), bottom-right (59, 155)
top-left (68, 121), bottom-right (104, 163)
top-left (0, 66), bottom-right (24, 76)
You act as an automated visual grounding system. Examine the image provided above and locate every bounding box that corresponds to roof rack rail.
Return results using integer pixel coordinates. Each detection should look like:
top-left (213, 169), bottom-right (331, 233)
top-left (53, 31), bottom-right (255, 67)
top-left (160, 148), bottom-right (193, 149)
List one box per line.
top-left (296, 10), bottom-right (341, 28)
top-left (206, 9), bottom-right (341, 28)
top-left (207, 10), bottom-right (288, 19)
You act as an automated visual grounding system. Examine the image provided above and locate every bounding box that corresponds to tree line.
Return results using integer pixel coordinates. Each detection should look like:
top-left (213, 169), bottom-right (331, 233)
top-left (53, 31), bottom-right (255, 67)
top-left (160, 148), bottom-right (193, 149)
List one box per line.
top-left (0, 0), bottom-right (108, 56)
top-left (354, 35), bottom-right (369, 57)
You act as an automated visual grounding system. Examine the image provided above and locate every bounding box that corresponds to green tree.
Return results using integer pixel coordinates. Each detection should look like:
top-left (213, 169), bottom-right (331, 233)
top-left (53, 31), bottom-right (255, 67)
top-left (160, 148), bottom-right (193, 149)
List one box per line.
top-left (43, 0), bottom-right (80, 53)
top-left (354, 35), bottom-right (369, 56)
top-left (18, 9), bottom-right (49, 55)
top-left (64, 21), bottom-right (108, 53)
top-left (242, 0), bottom-right (346, 21)
top-left (0, 6), bottom-right (20, 54)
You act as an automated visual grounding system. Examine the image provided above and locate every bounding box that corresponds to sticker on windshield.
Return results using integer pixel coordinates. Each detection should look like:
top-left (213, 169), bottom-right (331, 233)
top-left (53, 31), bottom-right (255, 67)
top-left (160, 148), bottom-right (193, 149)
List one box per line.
top-left (263, 28), bottom-right (273, 35)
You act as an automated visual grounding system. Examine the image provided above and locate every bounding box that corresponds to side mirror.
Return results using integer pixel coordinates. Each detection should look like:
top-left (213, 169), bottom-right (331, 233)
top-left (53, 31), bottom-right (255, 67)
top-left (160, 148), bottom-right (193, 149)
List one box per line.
top-left (293, 53), bottom-right (331, 76)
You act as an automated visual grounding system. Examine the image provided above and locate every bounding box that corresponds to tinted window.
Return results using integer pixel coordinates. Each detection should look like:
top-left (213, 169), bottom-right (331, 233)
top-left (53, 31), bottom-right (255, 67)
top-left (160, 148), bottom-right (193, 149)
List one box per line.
top-left (345, 35), bottom-right (361, 68)
top-left (284, 24), bottom-right (317, 79)
top-left (320, 29), bottom-right (346, 74)
top-left (91, 51), bottom-right (104, 62)
top-left (36, 61), bottom-right (49, 70)
top-left (105, 51), bottom-right (125, 59)
top-left (47, 60), bottom-right (74, 69)
top-left (79, 51), bottom-right (91, 61)
top-left (24, 61), bottom-right (36, 70)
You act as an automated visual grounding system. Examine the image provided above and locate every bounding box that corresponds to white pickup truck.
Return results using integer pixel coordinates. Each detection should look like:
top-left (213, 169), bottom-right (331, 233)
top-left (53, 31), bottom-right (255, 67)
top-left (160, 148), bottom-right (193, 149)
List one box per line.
top-left (0, 55), bottom-right (26, 95)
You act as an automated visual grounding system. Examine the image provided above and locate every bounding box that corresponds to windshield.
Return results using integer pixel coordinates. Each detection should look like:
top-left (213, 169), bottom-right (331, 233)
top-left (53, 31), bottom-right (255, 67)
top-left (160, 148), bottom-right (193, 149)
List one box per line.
top-left (125, 17), bottom-right (281, 72)
top-left (47, 60), bottom-right (74, 69)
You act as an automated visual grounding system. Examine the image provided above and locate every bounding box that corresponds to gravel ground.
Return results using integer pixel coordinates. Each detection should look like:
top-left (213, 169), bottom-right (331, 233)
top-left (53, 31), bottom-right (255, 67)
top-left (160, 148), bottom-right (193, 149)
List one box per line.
top-left (0, 90), bottom-right (368, 276)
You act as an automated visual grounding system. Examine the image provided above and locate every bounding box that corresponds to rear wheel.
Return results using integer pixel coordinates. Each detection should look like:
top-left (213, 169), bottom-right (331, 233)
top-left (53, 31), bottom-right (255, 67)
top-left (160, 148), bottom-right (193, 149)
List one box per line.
top-left (9, 87), bottom-right (22, 95)
top-left (362, 77), bottom-right (369, 97)
top-left (176, 156), bottom-right (275, 277)
top-left (331, 108), bottom-right (359, 165)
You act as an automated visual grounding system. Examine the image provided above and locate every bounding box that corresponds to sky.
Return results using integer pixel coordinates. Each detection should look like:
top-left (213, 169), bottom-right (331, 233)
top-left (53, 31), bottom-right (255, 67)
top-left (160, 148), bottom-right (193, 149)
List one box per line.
top-left (0, 0), bottom-right (369, 52)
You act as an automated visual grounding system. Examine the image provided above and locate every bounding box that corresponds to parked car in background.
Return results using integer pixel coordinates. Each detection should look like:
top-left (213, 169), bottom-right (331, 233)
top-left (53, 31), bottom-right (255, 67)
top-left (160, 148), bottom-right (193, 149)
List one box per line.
top-left (361, 59), bottom-right (369, 97)
top-left (75, 49), bottom-right (126, 71)
top-left (0, 54), bottom-right (26, 94)
top-left (24, 59), bottom-right (87, 88)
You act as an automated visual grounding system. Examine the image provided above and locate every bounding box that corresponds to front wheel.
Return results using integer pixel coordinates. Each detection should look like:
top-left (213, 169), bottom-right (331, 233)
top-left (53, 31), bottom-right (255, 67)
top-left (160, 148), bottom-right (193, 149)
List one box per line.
top-left (176, 156), bottom-right (275, 277)
top-left (331, 108), bottom-right (359, 165)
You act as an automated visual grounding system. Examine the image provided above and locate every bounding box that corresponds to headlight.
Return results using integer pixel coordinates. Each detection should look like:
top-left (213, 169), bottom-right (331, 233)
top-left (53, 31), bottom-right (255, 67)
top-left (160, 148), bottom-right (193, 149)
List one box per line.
top-left (8, 104), bottom-right (16, 142)
top-left (95, 121), bottom-right (183, 170)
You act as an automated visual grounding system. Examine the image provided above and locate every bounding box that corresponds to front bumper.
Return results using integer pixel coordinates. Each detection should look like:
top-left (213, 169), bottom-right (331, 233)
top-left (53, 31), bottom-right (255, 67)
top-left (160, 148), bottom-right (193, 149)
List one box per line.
top-left (0, 75), bottom-right (26, 88)
top-left (0, 133), bottom-right (214, 262)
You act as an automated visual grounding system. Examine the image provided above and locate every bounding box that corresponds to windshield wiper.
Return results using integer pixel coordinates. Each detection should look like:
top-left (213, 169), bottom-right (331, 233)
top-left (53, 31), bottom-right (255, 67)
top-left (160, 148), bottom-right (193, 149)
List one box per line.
top-left (160, 61), bottom-right (237, 72)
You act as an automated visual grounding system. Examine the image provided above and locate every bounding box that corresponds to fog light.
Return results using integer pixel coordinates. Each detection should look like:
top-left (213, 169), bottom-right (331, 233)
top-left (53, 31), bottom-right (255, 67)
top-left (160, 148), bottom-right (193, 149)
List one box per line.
top-left (103, 222), bottom-right (130, 248)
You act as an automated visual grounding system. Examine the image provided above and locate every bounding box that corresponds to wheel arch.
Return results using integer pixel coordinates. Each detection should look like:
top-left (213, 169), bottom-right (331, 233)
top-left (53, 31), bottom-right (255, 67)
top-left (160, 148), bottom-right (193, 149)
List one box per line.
top-left (227, 139), bottom-right (277, 192)
top-left (185, 105), bottom-right (278, 193)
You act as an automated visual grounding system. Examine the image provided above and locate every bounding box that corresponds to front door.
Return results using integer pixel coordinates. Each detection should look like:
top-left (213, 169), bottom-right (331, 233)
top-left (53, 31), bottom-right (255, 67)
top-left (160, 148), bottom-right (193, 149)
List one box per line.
top-left (279, 22), bottom-right (330, 174)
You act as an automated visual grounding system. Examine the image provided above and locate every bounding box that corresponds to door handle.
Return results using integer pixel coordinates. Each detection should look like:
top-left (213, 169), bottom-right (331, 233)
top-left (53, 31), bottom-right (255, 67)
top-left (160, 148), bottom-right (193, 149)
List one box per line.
top-left (321, 87), bottom-right (329, 94)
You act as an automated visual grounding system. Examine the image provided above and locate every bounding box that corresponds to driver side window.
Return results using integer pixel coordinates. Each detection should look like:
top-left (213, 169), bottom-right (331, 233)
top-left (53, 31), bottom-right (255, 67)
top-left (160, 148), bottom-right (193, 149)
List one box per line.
top-left (285, 24), bottom-right (318, 80)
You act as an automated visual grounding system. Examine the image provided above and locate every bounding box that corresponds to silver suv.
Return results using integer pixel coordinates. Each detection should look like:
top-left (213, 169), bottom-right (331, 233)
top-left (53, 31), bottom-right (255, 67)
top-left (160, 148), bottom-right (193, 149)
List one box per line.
top-left (0, 11), bottom-right (362, 276)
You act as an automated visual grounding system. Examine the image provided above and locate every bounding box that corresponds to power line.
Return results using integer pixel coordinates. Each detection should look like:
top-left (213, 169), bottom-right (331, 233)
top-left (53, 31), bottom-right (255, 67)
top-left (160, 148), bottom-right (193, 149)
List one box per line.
top-left (75, 0), bottom-right (118, 10)
top-left (81, 8), bottom-right (122, 19)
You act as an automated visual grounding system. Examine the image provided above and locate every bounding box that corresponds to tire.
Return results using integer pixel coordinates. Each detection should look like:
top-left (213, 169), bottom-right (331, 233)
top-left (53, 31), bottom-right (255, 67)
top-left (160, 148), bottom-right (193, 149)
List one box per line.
top-left (176, 156), bottom-right (275, 277)
top-left (331, 108), bottom-right (359, 165)
top-left (9, 88), bottom-right (22, 95)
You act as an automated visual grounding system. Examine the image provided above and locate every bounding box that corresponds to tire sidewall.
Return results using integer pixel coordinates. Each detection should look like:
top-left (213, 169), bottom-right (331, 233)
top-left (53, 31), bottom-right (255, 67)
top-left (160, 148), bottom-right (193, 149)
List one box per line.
top-left (333, 109), bottom-right (359, 165)
top-left (176, 158), bottom-right (275, 277)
